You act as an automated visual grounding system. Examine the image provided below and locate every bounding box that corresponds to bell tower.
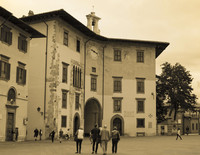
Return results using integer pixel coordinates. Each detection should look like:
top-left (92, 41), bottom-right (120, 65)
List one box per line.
top-left (86, 12), bottom-right (101, 35)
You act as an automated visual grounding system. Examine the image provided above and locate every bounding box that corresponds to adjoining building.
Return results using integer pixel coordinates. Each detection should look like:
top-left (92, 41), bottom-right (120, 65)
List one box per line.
top-left (0, 7), bottom-right (45, 141)
top-left (21, 9), bottom-right (169, 140)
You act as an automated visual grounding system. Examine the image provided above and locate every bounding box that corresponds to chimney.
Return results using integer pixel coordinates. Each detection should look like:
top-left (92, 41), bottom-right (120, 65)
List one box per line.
top-left (86, 12), bottom-right (101, 35)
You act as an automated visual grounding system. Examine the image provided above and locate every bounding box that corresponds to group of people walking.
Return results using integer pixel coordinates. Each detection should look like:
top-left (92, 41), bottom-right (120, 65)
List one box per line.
top-left (74, 124), bottom-right (120, 155)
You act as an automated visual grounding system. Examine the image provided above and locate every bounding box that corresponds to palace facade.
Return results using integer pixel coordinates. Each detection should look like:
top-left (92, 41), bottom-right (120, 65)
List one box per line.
top-left (21, 9), bottom-right (169, 139)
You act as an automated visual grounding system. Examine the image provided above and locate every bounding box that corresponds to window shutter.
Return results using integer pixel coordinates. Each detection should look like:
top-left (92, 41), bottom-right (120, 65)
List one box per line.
top-left (16, 67), bottom-right (19, 83)
top-left (8, 32), bottom-right (12, 45)
top-left (0, 27), bottom-right (3, 41)
top-left (6, 63), bottom-right (10, 80)
top-left (24, 40), bottom-right (27, 52)
top-left (0, 61), bottom-right (2, 77)
top-left (18, 36), bottom-right (21, 50)
top-left (23, 69), bottom-right (26, 84)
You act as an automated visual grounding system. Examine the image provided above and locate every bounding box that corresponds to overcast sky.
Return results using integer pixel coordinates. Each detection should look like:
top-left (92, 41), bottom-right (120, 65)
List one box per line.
top-left (2, 0), bottom-right (200, 102)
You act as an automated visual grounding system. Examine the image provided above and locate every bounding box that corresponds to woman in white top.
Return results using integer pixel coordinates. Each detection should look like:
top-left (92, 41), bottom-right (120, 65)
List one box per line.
top-left (75, 127), bottom-right (84, 154)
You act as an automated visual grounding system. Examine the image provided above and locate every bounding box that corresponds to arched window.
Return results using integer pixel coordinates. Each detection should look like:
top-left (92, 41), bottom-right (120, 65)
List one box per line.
top-left (7, 88), bottom-right (16, 103)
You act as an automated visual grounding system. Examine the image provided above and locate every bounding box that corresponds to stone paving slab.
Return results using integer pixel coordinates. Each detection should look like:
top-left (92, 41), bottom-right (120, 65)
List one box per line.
top-left (0, 135), bottom-right (200, 155)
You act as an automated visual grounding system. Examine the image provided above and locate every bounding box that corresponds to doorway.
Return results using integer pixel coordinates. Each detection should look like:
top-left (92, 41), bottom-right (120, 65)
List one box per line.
top-left (6, 113), bottom-right (15, 141)
top-left (111, 115), bottom-right (124, 135)
top-left (84, 98), bottom-right (102, 136)
top-left (73, 113), bottom-right (80, 136)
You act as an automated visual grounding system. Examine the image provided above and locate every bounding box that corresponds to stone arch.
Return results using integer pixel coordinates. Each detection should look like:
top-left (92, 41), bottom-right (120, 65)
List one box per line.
top-left (84, 97), bottom-right (102, 136)
top-left (73, 112), bottom-right (80, 136)
top-left (110, 114), bottom-right (124, 135)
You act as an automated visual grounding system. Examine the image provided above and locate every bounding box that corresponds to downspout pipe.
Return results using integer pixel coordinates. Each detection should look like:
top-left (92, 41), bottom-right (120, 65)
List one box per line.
top-left (42, 20), bottom-right (48, 121)
top-left (102, 45), bottom-right (106, 121)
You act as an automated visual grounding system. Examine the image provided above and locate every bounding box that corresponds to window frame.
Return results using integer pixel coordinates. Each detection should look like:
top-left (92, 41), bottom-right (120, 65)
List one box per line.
top-left (113, 77), bottom-right (122, 93)
top-left (136, 98), bottom-right (145, 113)
top-left (137, 118), bottom-right (145, 128)
top-left (0, 55), bottom-right (10, 80)
top-left (16, 62), bottom-right (26, 85)
top-left (63, 30), bottom-right (68, 46)
top-left (113, 97), bottom-right (122, 113)
top-left (0, 25), bottom-right (12, 45)
top-left (137, 50), bottom-right (144, 63)
top-left (75, 93), bottom-right (80, 110)
top-left (114, 49), bottom-right (121, 61)
top-left (18, 34), bottom-right (27, 52)
top-left (61, 115), bottom-right (67, 128)
top-left (62, 90), bottom-right (68, 109)
top-left (62, 62), bottom-right (69, 83)
top-left (76, 39), bottom-right (80, 52)
top-left (136, 78), bottom-right (145, 94)
top-left (91, 75), bottom-right (97, 91)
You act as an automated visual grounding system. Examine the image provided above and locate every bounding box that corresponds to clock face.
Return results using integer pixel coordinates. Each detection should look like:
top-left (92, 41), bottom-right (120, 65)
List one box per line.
top-left (90, 46), bottom-right (98, 59)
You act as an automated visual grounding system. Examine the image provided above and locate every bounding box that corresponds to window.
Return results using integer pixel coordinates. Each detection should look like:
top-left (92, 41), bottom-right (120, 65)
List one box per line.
top-left (113, 98), bottom-right (122, 113)
top-left (18, 34), bottom-right (27, 52)
top-left (61, 115), bottom-right (67, 127)
top-left (137, 99), bottom-right (145, 113)
top-left (196, 123), bottom-right (198, 130)
top-left (63, 30), bottom-right (68, 46)
top-left (0, 25), bottom-right (12, 45)
top-left (137, 118), bottom-right (145, 128)
top-left (73, 66), bottom-right (81, 88)
top-left (113, 77), bottom-right (122, 93)
top-left (114, 49), bottom-right (121, 61)
top-left (92, 67), bottom-right (96, 73)
top-left (137, 50), bottom-right (144, 63)
top-left (91, 75), bottom-right (97, 91)
top-left (136, 78), bottom-right (145, 94)
top-left (192, 123), bottom-right (194, 130)
top-left (0, 55), bottom-right (10, 80)
top-left (62, 90), bottom-right (68, 109)
top-left (16, 62), bottom-right (26, 85)
top-left (62, 62), bottom-right (68, 83)
top-left (76, 39), bottom-right (80, 52)
top-left (75, 93), bottom-right (80, 110)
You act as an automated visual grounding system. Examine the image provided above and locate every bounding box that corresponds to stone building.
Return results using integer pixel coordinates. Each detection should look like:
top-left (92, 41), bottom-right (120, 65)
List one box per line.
top-left (0, 7), bottom-right (45, 141)
top-left (21, 9), bottom-right (169, 139)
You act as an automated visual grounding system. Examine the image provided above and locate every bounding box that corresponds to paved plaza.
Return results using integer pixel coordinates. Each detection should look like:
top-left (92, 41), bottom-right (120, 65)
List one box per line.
top-left (0, 135), bottom-right (200, 155)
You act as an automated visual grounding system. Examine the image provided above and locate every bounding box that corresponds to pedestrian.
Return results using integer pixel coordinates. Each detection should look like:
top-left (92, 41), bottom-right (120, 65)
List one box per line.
top-left (39, 129), bottom-right (42, 140)
top-left (100, 125), bottom-right (110, 155)
top-left (90, 124), bottom-right (100, 154)
top-left (66, 128), bottom-right (70, 140)
top-left (186, 126), bottom-right (189, 135)
top-left (34, 128), bottom-right (39, 141)
top-left (15, 127), bottom-right (19, 141)
top-left (75, 127), bottom-right (84, 154)
top-left (111, 126), bottom-right (120, 154)
top-left (176, 128), bottom-right (182, 140)
top-left (51, 130), bottom-right (55, 143)
top-left (59, 128), bottom-right (63, 143)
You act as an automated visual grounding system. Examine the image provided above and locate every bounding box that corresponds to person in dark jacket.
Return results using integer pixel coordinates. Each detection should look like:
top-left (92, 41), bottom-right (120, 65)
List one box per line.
top-left (111, 126), bottom-right (120, 154)
top-left (90, 124), bottom-right (100, 154)
top-left (51, 130), bottom-right (55, 143)
top-left (34, 128), bottom-right (39, 141)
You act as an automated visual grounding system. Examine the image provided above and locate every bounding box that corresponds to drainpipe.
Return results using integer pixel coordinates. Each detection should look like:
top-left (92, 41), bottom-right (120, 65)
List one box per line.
top-left (102, 45), bottom-right (106, 122)
top-left (42, 20), bottom-right (48, 121)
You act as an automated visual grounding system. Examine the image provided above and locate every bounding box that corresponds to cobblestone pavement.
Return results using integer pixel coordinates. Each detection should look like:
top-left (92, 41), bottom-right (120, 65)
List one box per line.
top-left (0, 135), bottom-right (200, 155)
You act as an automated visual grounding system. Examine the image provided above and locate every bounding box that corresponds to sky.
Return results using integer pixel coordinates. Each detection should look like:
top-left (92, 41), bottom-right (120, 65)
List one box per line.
top-left (1, 0), bottom-right (200, 102)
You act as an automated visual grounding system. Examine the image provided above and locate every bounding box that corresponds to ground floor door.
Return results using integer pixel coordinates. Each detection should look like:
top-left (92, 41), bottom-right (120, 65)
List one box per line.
top-left (113, 118), bottom-right (122, 135)
top-left (74, 115), bottom-right (80, 136)
top-left (84, 99), bottom-right (102, 136)
top-left (6, 113), bottom-right (15, 141)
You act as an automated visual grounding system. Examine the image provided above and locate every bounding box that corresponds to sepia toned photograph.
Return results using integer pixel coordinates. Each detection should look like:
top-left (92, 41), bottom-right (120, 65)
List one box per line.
top-left (0, 0), bottom-right (200, 154)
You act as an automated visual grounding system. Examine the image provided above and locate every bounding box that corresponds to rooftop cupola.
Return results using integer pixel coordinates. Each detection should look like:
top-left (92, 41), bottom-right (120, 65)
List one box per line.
top-left (86, 12), bottom-right (101, 35)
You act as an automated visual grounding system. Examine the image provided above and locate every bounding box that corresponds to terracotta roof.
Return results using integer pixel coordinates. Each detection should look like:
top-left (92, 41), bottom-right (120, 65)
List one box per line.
top-left (20, 9), bottom-right (169, 57)
top-left (0, 6), bottom-right (45, 38)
